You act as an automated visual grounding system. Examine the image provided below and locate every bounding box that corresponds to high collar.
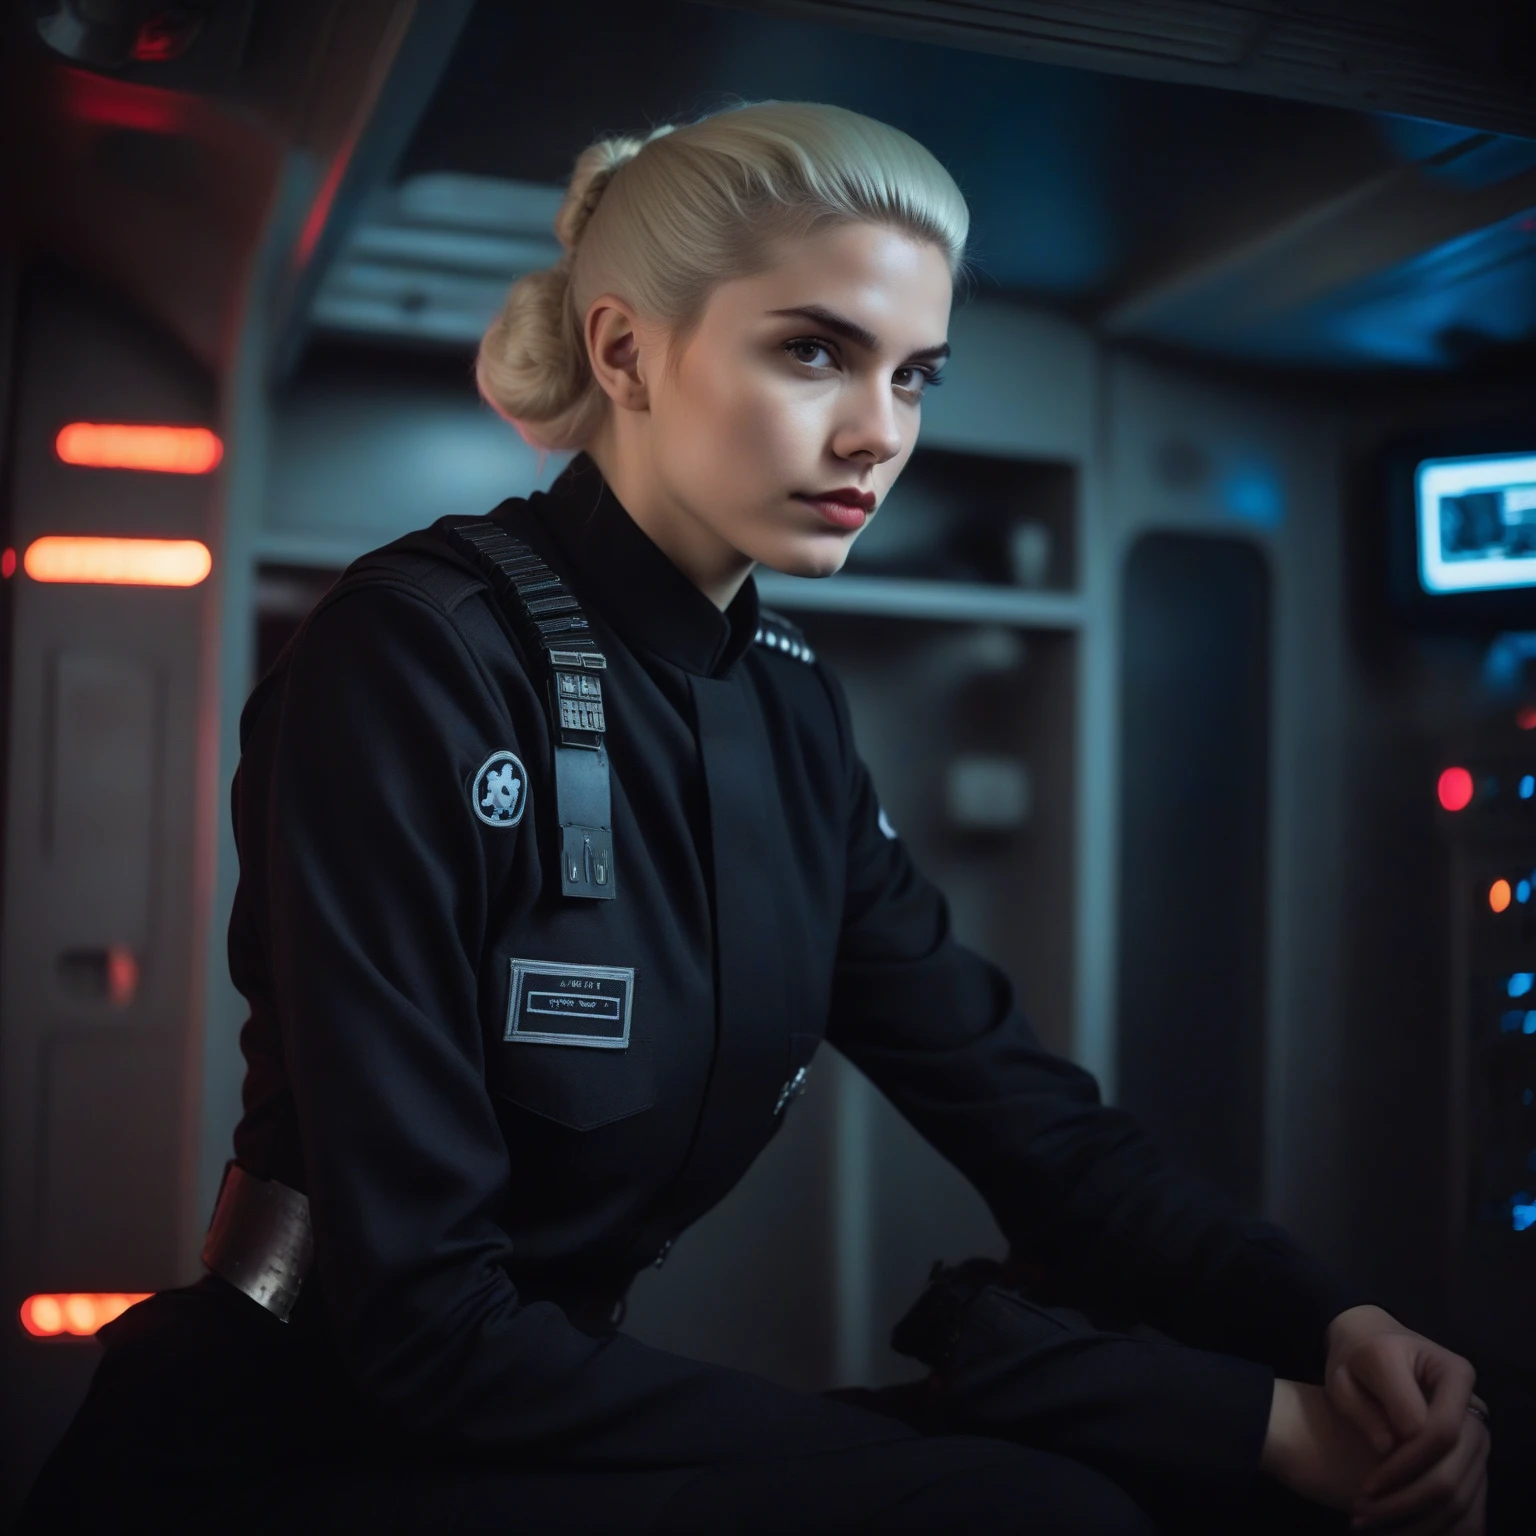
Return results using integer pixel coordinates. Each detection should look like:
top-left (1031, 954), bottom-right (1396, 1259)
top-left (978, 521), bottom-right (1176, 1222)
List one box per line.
top-left (526, 455), bottom-right (760, 679)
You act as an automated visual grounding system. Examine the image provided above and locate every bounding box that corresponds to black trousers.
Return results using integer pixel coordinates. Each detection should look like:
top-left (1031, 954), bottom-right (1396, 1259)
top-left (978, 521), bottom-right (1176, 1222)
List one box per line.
top-left (18, 1278), bottom-right (1337, 1535)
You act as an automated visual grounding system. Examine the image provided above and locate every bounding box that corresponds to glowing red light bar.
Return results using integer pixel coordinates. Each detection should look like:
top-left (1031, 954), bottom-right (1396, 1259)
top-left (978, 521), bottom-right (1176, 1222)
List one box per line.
top-left (1519, 706), bottom-right (1536, 732)
top-left (60, 70), bottom-right (184, 134)
top-left (20, 1293), bottom-right (150, 1338)
top-left (1438, 766), bottom-right (1475, 812)
top-left (55, 423), bottom-right (222, 475)
top-left (23, 537), bottom-right (212, 588)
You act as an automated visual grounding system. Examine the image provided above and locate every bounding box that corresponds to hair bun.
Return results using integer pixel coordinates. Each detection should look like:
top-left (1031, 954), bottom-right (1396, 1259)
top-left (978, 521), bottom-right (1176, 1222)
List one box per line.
top-left (554, 126), bottom-right (672, 251)
top-left (475, 129), bottom-right (673, 450)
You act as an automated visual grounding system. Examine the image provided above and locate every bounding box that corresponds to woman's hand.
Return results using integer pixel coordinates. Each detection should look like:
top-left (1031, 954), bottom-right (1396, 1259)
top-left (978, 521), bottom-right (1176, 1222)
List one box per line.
top-left (1325, 1306), bottom-right (1474, 1458)
top-left (1324, 1305), bottom-right (1488, 1533)
top-left (1260, 1376), bottom-right (1489, 1535)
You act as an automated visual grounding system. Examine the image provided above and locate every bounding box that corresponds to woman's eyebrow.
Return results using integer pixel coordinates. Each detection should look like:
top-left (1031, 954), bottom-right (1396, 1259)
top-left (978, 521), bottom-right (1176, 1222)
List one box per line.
top-left (767, 304), bottom-right (950, 364)
top-left (768, 304), bottom-right (878, 349)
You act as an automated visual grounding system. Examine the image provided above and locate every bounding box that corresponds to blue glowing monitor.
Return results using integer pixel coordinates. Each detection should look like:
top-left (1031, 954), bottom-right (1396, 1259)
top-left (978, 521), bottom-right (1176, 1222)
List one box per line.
top-left (1417, 452), bottom-right (1536, 594)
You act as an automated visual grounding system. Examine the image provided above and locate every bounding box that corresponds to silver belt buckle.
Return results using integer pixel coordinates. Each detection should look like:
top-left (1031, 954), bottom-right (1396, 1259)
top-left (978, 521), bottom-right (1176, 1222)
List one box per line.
top-left (202, 1163), bottom-right (314, 1322)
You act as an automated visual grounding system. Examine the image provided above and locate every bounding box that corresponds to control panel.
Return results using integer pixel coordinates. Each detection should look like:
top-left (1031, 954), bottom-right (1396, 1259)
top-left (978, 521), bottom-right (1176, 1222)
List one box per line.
top-left (1438, 718), bottom-right (1536, 1362)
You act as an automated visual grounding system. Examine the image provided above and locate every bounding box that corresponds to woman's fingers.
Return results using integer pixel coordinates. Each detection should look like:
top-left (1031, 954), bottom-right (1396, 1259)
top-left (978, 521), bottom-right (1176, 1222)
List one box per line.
top-left (1452, 1476), bottom-right (1489, 1536)
top-left (1369, 1432), bottom-right (1488, 1536)
top-left (1352, 1415), bottom-right (1488, 1533)
top-left (1361, 1350), bottom-right (1478, 1498)
top-left (1359, 1421), bottom-right (1462, 1505)
top-left (1329, 1361), bottom-right (1398, 1456)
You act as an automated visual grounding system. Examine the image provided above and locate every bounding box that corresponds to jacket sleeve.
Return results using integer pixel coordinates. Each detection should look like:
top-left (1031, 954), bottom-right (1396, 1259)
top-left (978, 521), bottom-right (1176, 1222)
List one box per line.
top-left (817, 667), bottom-right (1362, 1383)
top-left (236, 582), bottom-right (908, 1463)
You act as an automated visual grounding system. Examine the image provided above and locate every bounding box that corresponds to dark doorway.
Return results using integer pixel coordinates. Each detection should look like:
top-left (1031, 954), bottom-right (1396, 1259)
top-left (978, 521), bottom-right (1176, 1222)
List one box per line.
top-left (1116, 532), bottom-right (1272, 1208)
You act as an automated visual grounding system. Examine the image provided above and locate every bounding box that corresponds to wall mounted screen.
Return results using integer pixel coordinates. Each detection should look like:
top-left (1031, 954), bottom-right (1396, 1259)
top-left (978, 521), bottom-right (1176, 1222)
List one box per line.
top-left (1417, 452), bottom-right (1536, 594)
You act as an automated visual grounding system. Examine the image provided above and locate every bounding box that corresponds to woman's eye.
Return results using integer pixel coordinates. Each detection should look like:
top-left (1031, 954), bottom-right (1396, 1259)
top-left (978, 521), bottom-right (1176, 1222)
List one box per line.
top-left (785, 340), bottom-right (835, 369)
top-left (893, 365), bottom-right (940, 396)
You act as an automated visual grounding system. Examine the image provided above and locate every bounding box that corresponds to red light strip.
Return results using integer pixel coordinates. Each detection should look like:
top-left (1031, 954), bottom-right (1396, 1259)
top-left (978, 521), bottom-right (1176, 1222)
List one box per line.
top-left (20, 1293), bottom-right (151, 1338)
top-left (60, 70), bottom-right (185, 134)
top-left (55, 423), bottom-right (223, 475)
top-left (23, 537), bottom-right (212, 588)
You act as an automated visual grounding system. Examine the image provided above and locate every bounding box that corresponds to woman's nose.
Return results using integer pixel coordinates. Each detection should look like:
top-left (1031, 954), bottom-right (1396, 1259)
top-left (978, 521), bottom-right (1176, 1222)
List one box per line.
top-left (831, 379), bottom-right (904, 465)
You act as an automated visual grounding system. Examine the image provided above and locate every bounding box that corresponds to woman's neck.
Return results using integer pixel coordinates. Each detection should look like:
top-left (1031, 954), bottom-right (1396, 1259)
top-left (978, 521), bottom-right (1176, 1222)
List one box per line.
top-left (584, 435), bottom-right (755, 612)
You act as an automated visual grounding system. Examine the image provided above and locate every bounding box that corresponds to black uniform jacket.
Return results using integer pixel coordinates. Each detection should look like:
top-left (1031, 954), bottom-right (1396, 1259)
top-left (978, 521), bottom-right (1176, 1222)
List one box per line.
top-left (227, 456), bottom-right (1356, 1469)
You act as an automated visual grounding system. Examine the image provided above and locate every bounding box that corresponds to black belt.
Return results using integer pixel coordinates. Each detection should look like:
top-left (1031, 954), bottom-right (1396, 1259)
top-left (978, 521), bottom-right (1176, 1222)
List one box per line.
top-left (203, 1162), bottom-right (630, 1335)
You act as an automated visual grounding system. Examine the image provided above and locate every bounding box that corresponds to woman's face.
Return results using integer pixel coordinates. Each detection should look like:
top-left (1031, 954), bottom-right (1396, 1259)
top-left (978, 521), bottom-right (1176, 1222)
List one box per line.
top-left (590, 221), bottom-right (953, 601)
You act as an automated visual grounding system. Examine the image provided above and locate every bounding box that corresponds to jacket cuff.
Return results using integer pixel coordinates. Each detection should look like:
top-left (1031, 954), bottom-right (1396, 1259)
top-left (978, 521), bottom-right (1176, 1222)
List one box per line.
top-left (941, 1285), bottom-right (1277, 1521)
top-left (1211, 1235), bottom-right (1371, 1383)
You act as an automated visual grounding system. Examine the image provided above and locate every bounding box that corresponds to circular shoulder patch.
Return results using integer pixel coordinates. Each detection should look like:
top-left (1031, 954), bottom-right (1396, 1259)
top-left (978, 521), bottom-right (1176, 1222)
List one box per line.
top-left (472, 750), bottom-right (527, 827)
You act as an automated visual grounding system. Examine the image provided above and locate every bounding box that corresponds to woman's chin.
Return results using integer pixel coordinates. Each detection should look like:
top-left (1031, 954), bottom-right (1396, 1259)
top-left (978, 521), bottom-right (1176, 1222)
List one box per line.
top-left (752, 536), bottom-right (854, 582)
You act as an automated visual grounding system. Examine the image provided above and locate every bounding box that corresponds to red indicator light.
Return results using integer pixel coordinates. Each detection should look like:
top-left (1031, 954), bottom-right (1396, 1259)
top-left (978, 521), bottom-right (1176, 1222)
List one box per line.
top-left (23, 537), bottom-right (212, 588)
top-left (132, 13), bottom-right (202, 62)
top-left (1491, 879), bottom-right (1513, 913)
top-left (107, 945), bottom-right (139, 1007)
top-left (55, 423), bottom-right (222, 475)
top-left (19, 1293), bottom-right (150, 1338)
top-left (1438, 767), bottom-right (1475, 812)
top-left (1, 548), bottom-right (14, 579)
top-left (1519, 707), bottom-right (1536, 732)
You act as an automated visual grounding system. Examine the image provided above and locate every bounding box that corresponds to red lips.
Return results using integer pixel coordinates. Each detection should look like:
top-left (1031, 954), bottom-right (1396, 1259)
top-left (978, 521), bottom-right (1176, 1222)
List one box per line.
top-left (795, 486), bottom-right (876, 532)
top-left (812, 487), bottom-right (876, 512)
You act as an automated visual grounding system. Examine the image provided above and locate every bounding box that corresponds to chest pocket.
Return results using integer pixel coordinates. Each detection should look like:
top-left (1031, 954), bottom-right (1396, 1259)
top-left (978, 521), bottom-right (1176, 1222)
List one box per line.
top-left (488, 958), bottom-right (654, 1131)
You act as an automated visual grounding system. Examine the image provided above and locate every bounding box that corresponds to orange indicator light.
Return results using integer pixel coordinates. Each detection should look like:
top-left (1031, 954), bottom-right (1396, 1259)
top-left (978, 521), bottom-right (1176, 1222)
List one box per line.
top-left (20, 1293), bottom-right (150, 1338)
top-left (1438, 767), bottom-right (1475, 812)
top-left (55, 423), bottom-right (222, 475)
top-left (23, 537), bottom-right (212, 588)
top-left (1491, 879), bottom-right (1513, 913)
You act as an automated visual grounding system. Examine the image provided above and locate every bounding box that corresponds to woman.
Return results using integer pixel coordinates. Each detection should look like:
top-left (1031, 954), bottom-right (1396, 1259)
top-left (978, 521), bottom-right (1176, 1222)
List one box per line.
top-left (24, 101), bottom-right (1487, 1535)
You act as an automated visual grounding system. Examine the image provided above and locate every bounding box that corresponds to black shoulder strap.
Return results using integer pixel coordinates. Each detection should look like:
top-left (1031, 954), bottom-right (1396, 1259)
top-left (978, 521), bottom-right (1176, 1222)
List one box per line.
top-left (444, 518), bottom-right (615, 902)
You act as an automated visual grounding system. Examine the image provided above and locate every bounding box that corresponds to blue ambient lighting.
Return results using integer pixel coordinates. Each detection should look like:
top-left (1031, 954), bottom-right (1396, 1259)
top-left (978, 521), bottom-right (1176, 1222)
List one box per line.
top-left (1220, 462), bottom-right (1285, 528)
top-left (1525, 1014), bottom-right (1536, 1036)
top-left (1526, 1089), bottom-right (1535, 1106)
top-left (1514, 1200), bottom-right (1536, 1233)
top-left (1504, 1011), bottom-right (1526, 1032)
top-left (1511, 973), bottom-right (1535, 998)
top-left (1519, 880), bottom-right (1532, 904)
top-left (1484, 635), bottom-right (1536, 696)
top-left (1522, 776), bottom-right (1535, 800)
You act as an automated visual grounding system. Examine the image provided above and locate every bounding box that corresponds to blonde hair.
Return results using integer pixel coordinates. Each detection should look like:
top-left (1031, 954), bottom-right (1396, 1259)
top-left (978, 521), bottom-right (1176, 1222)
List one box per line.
top-left (476, 101), bottom-right (968, 451)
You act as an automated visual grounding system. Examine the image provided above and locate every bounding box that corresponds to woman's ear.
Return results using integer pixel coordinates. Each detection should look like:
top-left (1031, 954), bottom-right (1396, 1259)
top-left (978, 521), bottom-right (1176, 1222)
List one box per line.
top-left (586, 296), bottom-right (650, 413)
